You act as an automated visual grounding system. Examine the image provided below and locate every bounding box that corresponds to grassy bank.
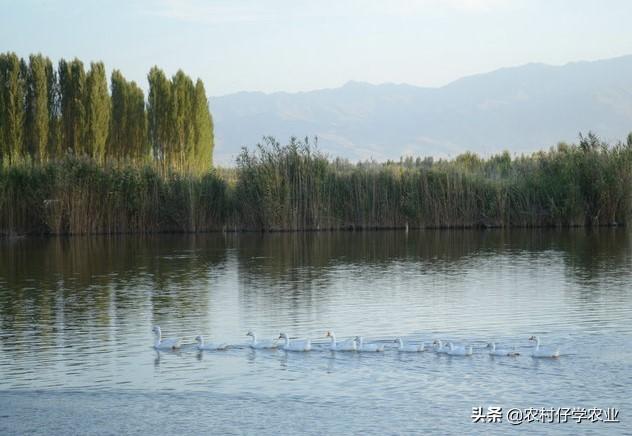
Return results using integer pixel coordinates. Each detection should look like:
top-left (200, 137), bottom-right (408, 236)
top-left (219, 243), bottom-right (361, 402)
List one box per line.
top-left (2, 133), bottom-right (632, 235)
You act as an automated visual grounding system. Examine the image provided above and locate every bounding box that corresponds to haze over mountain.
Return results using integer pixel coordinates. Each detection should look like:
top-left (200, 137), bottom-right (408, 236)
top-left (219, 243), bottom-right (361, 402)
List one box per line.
top-left (211, 55), bottom-right (632, 165)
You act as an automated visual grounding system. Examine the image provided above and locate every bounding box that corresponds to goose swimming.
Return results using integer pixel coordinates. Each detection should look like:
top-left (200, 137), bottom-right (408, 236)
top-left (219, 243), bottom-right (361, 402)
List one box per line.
top-left (432, 339), bottom-right (449, 354)
top-left (355, 336), bottom-right (384, 352)
top-left (487, 342), bottom-right (520, 356)
top-left (325, 331), bottom-right (357, 351)
top-left (446, 342), bottom-right (473, 356)
top-left (278, 332), bottom-right (311, 352)
top-left (394, 338), bottom-right (425, 352)
top-left (246, 331), bottom-right (278, 349)
top-left (529, 336), bottom-right (560, 358)
top-left (152, 325), bottom-right (181, 350)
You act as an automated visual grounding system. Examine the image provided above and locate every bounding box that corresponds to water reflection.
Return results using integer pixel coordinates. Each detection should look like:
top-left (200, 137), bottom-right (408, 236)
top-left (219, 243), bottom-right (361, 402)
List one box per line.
top-left (233, 228), bottom-right (631, 284)
top-left (0, 229), bottom-right (630, 346)
top-left (1, 229), bottom-right (629, 291)
top-left (0, 230), bottom-right (631, 408)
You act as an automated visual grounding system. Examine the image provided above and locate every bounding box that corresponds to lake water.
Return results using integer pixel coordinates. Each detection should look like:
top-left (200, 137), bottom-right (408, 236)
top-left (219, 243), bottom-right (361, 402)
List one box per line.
top-left (0, 230), bottom-right (631, 435)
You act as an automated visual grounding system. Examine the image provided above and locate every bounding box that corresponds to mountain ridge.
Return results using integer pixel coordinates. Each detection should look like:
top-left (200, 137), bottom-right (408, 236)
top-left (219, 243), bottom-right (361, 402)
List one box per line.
top-left (211, 55), bottom-right (632, 165)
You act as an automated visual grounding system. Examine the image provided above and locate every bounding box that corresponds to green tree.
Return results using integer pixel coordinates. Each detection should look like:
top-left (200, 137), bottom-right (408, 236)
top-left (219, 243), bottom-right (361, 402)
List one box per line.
top-left (193, 79), bottom-right (214, 171)
top-left (1, 53), bottom-right (214, 168)
top-left (147, 66), bottom-right (172, 167)
top-left (109, 71), bottom-right (147, 160)
top-left (85, 62), bottom-right (110, 161)
top-left (171, 70), bottom-right (195, 169)
top-left (59, 58), bottom-right (86, 154)
top-left (109, 70), bottom-right (128, 158)
top-left (0, 53), bottom-right (27, 162)
top-left (126, 81), bottom-right (148, 160)
top-left (148, 69), bottom-right (215, 171)
top-left (25, 54), bottom-right (51, 161)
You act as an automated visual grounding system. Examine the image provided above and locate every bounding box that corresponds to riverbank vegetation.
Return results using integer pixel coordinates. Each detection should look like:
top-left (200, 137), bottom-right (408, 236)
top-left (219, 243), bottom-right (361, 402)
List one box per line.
top-left (2, 133), bottom-right (632, 235)
top-left (2, 53), bottom-right (631, 235)
top-left (234, 134), bottom-right (632, 230)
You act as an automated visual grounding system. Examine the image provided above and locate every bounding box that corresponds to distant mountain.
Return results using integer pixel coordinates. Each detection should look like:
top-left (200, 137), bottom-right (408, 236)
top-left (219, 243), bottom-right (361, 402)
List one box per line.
top-left (210, 55), bottom-right (632, 165)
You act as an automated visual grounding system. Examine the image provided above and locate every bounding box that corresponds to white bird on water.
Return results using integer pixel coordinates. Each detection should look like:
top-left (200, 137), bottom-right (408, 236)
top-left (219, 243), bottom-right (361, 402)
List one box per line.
top-left (487, 342), bottom-right (520, 357)
top-left (529, 336), bottom-right (560, 358)
top-left (355, 336), bottom-right (385, 352)
top-left (246, 331), bottom-right (278, 349)
top-left (152, 326), bottom-right (181, 350)
top-left (394, 338), bottom-right (425, 352)
top-left (432, 339), bottom-right (449, 354)
top-left (446, 342), bottom-right (473, 356)
top-left (278, 332), bottom-right (312, 351)
top-left (325, 331), bottom-right (357, 351)
top-left (195, 335), bottom-right (228, 351)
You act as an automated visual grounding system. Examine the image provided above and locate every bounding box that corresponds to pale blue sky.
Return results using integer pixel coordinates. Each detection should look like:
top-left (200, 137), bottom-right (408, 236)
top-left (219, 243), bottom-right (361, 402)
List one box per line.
top-left (2, 0), bottom-right (632, 96)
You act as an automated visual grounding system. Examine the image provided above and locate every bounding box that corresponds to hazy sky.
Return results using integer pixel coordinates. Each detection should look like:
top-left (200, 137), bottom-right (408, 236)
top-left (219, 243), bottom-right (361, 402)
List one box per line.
top-left (2, 0), bottom-right (632, 96)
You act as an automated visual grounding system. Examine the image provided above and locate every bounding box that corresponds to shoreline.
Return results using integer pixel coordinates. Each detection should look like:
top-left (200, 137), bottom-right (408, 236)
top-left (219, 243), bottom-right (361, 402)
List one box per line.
top-left (1, 222), bottom-right (625, 239)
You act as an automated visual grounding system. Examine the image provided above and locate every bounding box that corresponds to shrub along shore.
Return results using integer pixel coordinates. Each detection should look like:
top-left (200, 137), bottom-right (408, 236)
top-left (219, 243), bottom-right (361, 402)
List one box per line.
top-left (2, 134), bottom-right (632, 236)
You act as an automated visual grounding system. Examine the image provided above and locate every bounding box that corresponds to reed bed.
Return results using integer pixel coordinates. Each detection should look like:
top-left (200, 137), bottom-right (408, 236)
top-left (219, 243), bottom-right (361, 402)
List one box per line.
top-left (2, 133), bottom-right (631, 236)
top-left (0, 155), bottom-right (228, 236)
top-left (233, 135), bottom-right (632, 231)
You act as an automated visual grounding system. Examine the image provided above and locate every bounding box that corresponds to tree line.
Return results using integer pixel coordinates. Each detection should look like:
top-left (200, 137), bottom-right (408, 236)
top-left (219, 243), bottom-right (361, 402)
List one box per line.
top-left (0, 52), bottom-right (214, 172)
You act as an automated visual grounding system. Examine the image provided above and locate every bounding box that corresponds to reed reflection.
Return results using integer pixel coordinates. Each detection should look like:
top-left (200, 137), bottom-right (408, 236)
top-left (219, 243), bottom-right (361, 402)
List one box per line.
top-left (1, 229), bottom-right (630, 350)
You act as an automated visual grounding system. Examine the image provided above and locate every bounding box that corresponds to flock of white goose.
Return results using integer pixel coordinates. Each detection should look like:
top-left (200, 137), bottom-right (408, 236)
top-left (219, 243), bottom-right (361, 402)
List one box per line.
top-left (152, 326), bottom-right (561, 358)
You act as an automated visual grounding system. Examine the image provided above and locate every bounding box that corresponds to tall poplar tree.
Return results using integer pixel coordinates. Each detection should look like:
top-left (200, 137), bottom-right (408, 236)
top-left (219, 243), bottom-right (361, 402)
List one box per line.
top-left (171, 70), bottom-right (195, 169)
top-left (25, 54), bottom-right (50, 161)
top-left (0, 52), bottom-right (214, 167)
top-left (147, 66), bottom-right (172, 166)
top-left (193, 79), bottom-right (214, 171)
top-left (85, 62), bottom-right (110, 161)
top-left (0, 53), bottom-right (26, 162)
top-left (126, 81), bottom-right (148, 160)
top-left (109, 71), bottom-right (147, 160)
top-left (109, 69), bottom-right (128, 158)
top-left (59, 58), bottom-right (86, 154)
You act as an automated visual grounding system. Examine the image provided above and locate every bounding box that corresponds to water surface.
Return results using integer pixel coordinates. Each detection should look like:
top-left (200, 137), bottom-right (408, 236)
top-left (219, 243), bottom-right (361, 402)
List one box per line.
top-left (1, 230), bottom-right (631, 434)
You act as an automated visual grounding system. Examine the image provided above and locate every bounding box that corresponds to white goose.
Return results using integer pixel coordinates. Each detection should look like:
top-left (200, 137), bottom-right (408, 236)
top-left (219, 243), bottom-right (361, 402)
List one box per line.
top-left (246, 331), bottom-right (278, 349)
top-left (278, 333), bottom-right (311, 352)
top-left (152, 325), bottom-right (181, 350)
top-left (487, 342), bottom-right (520, 357)
top-left (529, 336), bottom-right (560, 358)
top-left (355, 336), bottom-right (385, 352)
top-left (195, 335), bottom-right (228, 351)
top-left (447, 342), bottom-right (473, 356)
top-left (432, 339), bottom-right (449, 354)
top-left (325, 331), bottom-right (357, 351)
top-left (394, 337), bottom-right (425, 352)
